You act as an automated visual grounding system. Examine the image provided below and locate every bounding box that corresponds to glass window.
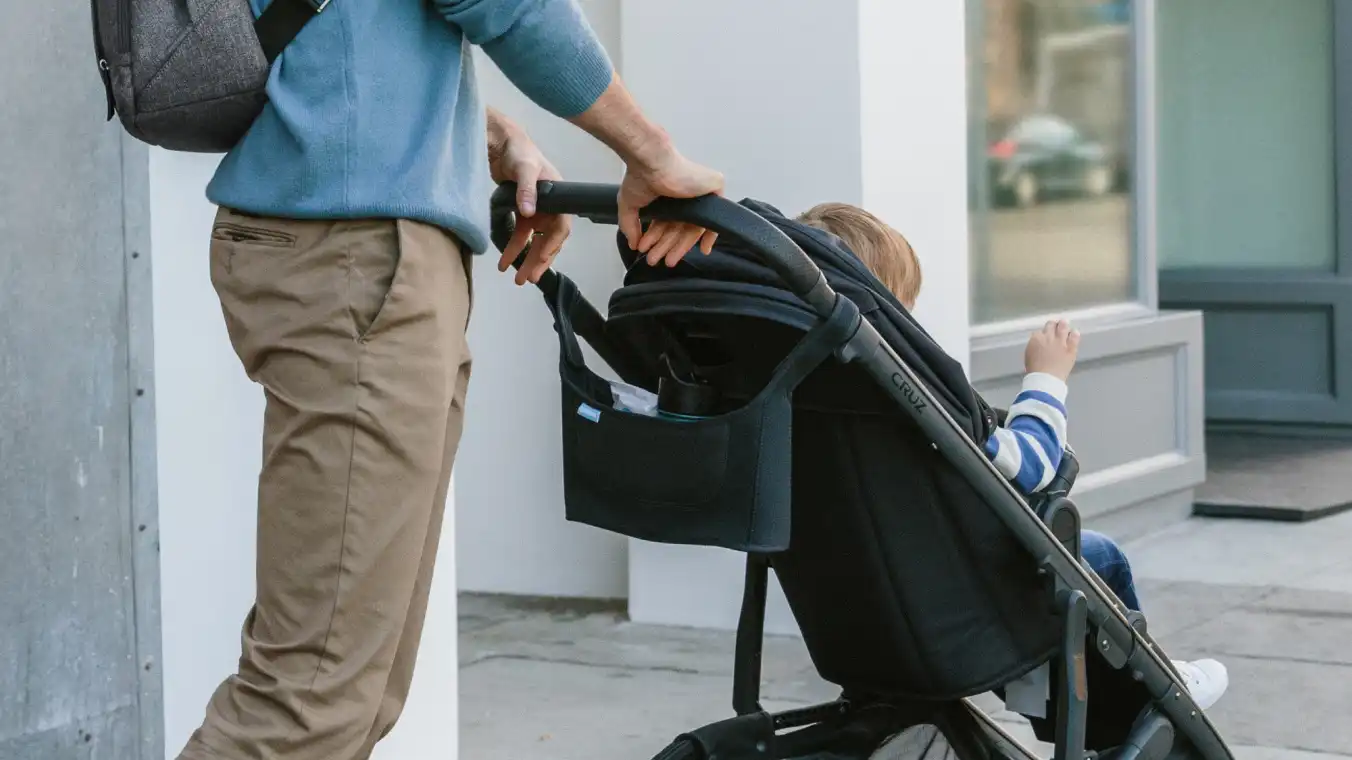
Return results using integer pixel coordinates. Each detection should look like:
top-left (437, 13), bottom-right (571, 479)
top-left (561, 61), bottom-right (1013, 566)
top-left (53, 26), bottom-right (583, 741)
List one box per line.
top-left (1157, 0), bottom-right (1335, 271)
top-left (969, 0), bottom-right (1138, 324)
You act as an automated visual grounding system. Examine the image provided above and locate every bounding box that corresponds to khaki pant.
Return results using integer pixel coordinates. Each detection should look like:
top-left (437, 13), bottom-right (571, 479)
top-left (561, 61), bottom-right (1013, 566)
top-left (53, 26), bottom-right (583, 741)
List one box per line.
top-left (178, 210), bottom-right (473, 760)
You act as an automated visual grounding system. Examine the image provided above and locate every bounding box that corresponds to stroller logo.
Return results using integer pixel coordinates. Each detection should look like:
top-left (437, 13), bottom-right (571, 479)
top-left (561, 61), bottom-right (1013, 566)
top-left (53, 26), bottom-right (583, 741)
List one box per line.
top-left (891, 373), bottom-right (928, 414)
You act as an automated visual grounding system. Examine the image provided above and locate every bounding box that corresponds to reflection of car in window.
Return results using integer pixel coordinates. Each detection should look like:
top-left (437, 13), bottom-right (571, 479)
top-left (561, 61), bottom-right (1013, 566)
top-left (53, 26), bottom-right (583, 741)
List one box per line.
top-left (1095, 0), bottom-right (1131, 25)
top-left (988, 114), bottom-right (1114, 209)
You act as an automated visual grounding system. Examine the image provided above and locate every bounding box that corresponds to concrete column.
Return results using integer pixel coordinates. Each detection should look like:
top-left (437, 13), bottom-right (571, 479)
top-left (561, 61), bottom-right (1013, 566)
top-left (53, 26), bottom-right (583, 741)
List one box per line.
top-left (621, 0), bottom-right (972, 631)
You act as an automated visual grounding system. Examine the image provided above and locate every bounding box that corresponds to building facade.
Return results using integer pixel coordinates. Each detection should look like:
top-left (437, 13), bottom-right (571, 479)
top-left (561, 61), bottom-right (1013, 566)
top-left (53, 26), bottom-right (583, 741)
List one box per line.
top-left (2, 1), bottom-right (1341, 758)
top-left (619, 0), bottom-right (1206, 633)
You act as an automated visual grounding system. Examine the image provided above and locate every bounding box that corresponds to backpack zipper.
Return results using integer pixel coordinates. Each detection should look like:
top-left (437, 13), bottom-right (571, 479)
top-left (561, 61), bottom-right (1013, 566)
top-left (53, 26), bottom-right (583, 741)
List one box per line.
top-left (105, 0), bottom-right (130, 51)
top-left (98, 59), bottom-right (114, 120)
top-left (112, 0), bottom-right (130, 51)
top-left (90, 0), bottom-right (115, 119)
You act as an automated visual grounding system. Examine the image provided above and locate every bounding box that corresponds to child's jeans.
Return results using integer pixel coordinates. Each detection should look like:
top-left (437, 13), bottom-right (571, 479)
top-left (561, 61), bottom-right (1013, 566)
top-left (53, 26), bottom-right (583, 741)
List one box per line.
top-left (1081, 529), bottom-right (1141, 611)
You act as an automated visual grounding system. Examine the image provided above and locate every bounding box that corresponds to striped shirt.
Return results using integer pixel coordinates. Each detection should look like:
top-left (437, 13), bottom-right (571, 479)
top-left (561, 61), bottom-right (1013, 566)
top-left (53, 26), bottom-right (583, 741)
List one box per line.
top-left (983, 373), bottom-right (1069, 494)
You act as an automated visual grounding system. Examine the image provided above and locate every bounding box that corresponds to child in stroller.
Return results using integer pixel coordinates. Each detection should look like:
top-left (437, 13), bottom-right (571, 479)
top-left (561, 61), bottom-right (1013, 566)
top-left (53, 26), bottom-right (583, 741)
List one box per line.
top-left (793, 201), bottom-right (1228, 710)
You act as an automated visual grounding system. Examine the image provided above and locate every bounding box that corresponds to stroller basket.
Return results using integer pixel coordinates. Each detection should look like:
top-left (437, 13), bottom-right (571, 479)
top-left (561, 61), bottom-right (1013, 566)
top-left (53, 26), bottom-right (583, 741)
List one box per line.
top-left (489, 181), bottom-right (1236, 760)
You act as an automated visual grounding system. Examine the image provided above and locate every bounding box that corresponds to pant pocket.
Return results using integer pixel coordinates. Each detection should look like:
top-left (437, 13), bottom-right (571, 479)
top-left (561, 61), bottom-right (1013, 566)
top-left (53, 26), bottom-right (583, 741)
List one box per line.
top-left (461, 249), bottom-right (475, 327)
top-left (210, 220), bottom-right (298, 248)
top-left (348, 221), bottom-right (405, 342)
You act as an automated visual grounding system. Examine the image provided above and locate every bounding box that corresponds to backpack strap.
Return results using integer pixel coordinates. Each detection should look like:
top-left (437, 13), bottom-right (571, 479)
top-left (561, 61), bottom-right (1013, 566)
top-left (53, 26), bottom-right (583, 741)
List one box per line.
top-left (256, 0), bottom-right (330, 64)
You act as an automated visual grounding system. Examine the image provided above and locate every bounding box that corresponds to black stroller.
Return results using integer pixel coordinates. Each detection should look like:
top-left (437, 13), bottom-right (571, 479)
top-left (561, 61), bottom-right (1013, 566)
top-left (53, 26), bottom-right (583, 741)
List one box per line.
top-left (489, 181), bottom-right (1235, 760)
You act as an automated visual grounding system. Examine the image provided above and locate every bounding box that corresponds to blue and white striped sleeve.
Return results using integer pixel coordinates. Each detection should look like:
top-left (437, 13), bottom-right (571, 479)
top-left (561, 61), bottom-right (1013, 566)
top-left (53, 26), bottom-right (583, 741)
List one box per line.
top-left (983, 373), bottom-right (1069, 494)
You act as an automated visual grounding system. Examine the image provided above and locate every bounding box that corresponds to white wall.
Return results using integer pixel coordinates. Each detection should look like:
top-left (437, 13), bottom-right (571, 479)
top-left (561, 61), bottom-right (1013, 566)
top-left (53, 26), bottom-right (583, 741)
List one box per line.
top-left (622, 0), bottom-right (972, 632)
top-left (150, 151), bottom-right (459, 758)
top-left (619, 3), bottom-right (866, 216)
top-left (454, 0), bottom-right (977, 609)
top-left (454, 0), bottom-right (630, 599)
top-left (858, 0), bottom-right (971, 360)
top-left (151, 150), bottom-right (265, 756)
top-left (617, 0), bottom-right (865, 636)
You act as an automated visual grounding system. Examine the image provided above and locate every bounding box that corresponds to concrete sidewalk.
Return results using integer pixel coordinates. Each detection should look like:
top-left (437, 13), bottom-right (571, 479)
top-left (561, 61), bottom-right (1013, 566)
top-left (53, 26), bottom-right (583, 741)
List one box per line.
top-left (460, 510), bottom-right (1352, 760)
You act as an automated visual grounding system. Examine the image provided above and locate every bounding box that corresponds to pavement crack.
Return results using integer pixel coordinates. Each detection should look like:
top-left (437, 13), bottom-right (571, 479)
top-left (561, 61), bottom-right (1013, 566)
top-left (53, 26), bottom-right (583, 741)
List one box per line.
top-left (1209, 651), bottom-right (1352, 668)
top-left (758, 694), bottom-right (821, 707)
top-left (1284, 557), bottom-right (1352, 594)
top-left (1242, 605), bottom-right (1352, 621)
top-left (1276, 746), bottom-right (1352, 759)
top-left (1150, 585), bottom-right (1284, 641)
top-left (461, 651), bottom-right (707, 676)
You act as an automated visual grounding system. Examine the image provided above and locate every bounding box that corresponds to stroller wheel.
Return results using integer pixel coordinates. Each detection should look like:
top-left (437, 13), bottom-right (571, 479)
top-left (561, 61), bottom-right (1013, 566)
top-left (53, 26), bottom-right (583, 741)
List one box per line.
top-left (651, 738), bottom-right (700, 760)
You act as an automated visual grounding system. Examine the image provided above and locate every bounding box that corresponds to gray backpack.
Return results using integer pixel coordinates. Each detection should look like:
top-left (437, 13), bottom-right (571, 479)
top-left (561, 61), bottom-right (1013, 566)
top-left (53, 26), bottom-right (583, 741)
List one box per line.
top-left (92, 0), bottom-right (327, 153)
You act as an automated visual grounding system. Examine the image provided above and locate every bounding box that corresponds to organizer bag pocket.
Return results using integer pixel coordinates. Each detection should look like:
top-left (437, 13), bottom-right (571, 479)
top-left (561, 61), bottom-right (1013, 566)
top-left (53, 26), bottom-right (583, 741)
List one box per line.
top-left (545, 275), bottom-right (858, 553)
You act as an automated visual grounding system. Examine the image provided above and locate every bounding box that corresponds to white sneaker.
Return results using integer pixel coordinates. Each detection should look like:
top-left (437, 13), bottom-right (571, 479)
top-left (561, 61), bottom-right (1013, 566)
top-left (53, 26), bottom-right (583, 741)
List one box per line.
top-left (1171, 659), bottom-right (1229, 709)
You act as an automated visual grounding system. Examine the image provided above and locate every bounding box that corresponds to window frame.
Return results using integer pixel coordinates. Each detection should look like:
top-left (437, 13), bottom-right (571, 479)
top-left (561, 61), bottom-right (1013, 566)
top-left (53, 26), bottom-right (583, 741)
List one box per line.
top-left (966, 0), bottom-right (1158, 335)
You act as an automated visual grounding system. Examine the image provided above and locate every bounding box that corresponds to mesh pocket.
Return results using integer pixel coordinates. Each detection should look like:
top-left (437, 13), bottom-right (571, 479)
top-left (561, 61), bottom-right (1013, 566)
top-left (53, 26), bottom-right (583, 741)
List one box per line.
top-left (565, 391), bottom-right (731, 507)
top-left (561, 373), bottom-right (795, 552)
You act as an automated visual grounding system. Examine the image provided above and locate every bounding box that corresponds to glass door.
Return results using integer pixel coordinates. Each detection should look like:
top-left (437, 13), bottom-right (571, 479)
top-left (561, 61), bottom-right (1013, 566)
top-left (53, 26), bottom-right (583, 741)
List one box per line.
top-left (1157, 0), bottom-right (1352, 429)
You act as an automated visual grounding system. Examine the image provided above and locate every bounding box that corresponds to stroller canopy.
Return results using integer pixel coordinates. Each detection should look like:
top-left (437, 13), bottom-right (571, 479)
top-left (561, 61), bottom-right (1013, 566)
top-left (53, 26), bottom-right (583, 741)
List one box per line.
top-left (609, 198), bottom-right (996, 446)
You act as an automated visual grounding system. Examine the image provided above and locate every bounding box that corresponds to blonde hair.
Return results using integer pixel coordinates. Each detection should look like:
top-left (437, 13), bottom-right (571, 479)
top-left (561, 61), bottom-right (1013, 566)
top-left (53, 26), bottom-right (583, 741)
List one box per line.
top-left (795, 203), bottom-right (922, 308)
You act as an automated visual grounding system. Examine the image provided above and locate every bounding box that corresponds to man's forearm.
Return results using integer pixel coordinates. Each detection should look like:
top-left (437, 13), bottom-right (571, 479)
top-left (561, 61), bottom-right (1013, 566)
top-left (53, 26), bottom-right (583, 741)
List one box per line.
top-left (567, 76), bottom-right (673, 170)
top-left (489, 76), bottom-right (674, 172)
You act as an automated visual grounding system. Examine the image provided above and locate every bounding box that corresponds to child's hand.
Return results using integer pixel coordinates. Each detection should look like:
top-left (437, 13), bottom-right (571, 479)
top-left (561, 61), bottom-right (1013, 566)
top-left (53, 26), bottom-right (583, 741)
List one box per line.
top-left (1024, 320), bottom-right (1080, 381)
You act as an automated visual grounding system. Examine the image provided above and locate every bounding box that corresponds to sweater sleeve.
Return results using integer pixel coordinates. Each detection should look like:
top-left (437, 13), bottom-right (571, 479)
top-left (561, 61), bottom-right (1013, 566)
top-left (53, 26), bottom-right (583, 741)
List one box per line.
top-left (982, 372), bottom-right (1069, 494)
top-left (435, 0), bottom-right (614, 118)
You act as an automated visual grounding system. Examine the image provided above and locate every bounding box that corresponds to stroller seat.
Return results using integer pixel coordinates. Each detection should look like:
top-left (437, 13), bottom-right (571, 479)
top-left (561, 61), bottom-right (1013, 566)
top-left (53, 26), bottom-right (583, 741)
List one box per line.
top-left (489, 181), bottom-right (1236, 760)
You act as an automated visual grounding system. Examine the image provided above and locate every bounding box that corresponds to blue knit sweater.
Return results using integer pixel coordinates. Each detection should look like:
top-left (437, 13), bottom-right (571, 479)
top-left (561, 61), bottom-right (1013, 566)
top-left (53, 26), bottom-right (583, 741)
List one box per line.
top-left (207, 0), bottom-right (614, 254)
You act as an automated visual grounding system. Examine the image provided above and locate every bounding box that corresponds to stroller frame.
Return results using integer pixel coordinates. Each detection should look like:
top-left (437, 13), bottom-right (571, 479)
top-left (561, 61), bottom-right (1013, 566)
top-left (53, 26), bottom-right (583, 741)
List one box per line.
top-left (489, 181), bottom-right (1233, 760)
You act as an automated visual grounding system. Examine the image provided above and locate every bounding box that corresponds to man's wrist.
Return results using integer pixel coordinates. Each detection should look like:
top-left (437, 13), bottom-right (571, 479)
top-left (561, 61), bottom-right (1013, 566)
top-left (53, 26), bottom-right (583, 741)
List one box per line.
top-left (624, 127), bottom-right (675, 172)
top-left (580, 112), bottom-right (673, 170)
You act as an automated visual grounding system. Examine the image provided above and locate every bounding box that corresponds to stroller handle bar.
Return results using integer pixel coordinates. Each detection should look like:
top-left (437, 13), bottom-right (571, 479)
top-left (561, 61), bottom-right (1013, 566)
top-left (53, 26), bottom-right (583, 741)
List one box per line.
top-left (489, 181), bottom-right (838, 316)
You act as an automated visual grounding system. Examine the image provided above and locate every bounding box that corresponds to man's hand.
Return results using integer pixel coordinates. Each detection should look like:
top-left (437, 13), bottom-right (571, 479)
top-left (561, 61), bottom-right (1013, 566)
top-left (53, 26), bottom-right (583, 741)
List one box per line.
top-left (619, 146), bottom-right (725, 268)
top-left (488, 108), bottom-right (570, 286)
top-left (1024, 319), bottom-right (1081, 382)
top-left (567, 76), bottom-right (725, 268)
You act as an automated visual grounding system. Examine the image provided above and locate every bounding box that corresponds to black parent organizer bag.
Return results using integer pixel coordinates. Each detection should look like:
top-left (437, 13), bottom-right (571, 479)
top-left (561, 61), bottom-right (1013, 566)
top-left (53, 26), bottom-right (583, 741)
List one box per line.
top-left (547, 276), bottom-right (859, 552)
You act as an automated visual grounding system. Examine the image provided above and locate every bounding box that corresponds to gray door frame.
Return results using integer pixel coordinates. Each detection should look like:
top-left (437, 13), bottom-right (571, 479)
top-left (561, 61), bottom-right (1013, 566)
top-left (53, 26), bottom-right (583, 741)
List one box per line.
top-left (1160, 0), bottom-right (1352, 430)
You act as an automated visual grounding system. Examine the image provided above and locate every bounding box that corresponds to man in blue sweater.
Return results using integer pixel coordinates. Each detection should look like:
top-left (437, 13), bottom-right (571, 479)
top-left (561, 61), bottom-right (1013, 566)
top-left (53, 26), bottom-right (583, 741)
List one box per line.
top-left (179, 2), bottom-right (722, 758)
